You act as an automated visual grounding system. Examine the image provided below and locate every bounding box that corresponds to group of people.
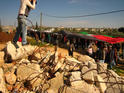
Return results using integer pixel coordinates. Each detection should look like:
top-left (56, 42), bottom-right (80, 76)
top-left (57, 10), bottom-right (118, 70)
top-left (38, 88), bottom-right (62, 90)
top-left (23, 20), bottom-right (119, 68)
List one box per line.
top-left (38, 33), bottom-right (122, 69)
top-left (73, 39), bottom-right (123, 69)
top-left (87, 42), bottom-right (120, 69)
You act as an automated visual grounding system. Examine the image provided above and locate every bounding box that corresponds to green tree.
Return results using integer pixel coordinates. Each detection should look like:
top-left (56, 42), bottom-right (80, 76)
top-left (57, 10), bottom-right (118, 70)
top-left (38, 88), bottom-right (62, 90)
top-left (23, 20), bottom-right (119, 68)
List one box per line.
top-left (0, 19), bottom-right (2, 32)
top-left (118, 27), bottom-right (124, 33)
top-left (35, 22), bottom-right (39, 30)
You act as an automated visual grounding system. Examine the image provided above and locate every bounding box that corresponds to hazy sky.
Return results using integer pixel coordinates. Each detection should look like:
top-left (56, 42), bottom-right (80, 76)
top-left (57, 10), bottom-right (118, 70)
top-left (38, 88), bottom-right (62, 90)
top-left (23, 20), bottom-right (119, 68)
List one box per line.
top-left (0, 0), bottom-right (124, 28)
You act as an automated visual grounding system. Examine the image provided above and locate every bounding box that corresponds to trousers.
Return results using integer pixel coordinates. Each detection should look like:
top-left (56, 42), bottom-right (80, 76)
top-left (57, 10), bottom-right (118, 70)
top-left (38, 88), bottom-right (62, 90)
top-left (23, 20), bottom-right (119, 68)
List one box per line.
top-left (13, 15), bottom-right (27, 45)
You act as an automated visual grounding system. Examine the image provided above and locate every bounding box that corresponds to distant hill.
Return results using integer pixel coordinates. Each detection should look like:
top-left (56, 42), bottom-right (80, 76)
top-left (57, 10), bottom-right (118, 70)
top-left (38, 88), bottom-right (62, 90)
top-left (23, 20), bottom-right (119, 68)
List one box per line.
top-left (1, 26), bottom-right (16, 32)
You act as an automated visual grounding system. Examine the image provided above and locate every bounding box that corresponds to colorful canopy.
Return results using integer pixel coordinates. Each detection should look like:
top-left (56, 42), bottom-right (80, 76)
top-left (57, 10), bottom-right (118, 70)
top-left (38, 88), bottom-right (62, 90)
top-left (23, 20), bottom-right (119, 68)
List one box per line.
top-left (103, 35), bottom-right (113, 37)
top-left (92, 35), bottom-right (124, 44)
top-left (58, 31), bottom-right (124, 44)
top-left (80, 32), bottom-right (89, 35)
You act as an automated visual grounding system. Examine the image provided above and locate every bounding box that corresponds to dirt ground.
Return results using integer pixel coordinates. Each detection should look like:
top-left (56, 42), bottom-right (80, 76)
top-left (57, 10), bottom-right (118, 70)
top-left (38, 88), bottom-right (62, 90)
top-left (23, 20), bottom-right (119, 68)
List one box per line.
top-left (0, 43), bottom-right (6, 51)
top-left (0, 32), bottom-right (15, 43)
top-left (0, 31), bottom-right (15, 50)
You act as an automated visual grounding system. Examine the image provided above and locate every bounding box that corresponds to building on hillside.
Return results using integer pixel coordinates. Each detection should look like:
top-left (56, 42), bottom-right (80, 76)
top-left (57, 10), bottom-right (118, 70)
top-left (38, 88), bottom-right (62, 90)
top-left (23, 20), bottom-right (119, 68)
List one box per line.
top-left (100, 28), bottom-right (104, 32)
top-left (91, 28), bottom-right (97, 32)
top-left (75, 28), bottom-right (82, 31)
top-left (84, 28), bottom-right (89, 31)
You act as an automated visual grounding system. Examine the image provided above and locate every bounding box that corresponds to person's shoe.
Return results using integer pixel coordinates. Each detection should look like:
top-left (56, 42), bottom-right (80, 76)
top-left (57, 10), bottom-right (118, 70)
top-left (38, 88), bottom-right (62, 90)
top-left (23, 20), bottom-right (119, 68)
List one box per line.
top-left (12, 42), bottom-right (19, 49)
top-left (22, 42), bottom-right (30, 46)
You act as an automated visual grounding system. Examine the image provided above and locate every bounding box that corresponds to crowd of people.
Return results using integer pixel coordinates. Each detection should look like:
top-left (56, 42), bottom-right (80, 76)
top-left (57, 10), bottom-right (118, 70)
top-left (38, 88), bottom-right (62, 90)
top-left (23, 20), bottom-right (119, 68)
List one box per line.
top-left (66, 38), bottom-right (122, 69)
top-left (28, 31), bottom-right (124, 69)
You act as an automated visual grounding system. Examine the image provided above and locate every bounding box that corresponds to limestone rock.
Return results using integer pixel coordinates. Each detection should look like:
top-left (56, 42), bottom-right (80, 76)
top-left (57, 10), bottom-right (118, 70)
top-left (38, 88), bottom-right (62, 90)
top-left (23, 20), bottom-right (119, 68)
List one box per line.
top-left (18, 59), bottom-right (30, 64)
top-left (94, 75), bottom-right (107, 93)
top-left (0, 51), bottom-right (4, 67)
top-left (47, 89), bottom-right (55, 93)
top-left (42, 52), bottom-right (53, 64)
top-left (30, 77), bottom-right (42, 88)
top-left (54, 58), bottom-right (65, 71)
top-left (109, 70), bottom-right (120, 78)
top-left (0, 51), bottom-right (4, 60)
top-left (70, 71), bottom-right (81, 82)
top-left (105, 88), bottom-right (123, 93)
top-left (97, 63), bottom-right (107, 73)
top-left (2, 63), bottom-right (14, 69)
top-left (71, 81), bottom-right (85, 89)
top-left (66, 57), bottom-right (81, 64)
top-left (5, 41), bottom-right (36, 61)
top-left (88, 61), bottom-right (97, 69)
top-left (0, 68), bottom-right (9, 93)
top-left (2, 63), bottom-right (16, 75)
top-left (17, 63), bottom-right (42, 88)
top-left (81, 66), bottom-right (94, 84)
top-left (64, 81), bottom-right (100, 93)
top-left (17, 64), bottom-right (41, 80)
top-left (55, 51), bottom-right (58, 63)
top-left (78, 55), bottom-right (95, 64)
top-left (64, 57), bottom-right (81, 71)
top-left (22, 90), bottom-right (35, 93)
top-left (88, 61), bottom-right (97, 76)
top-left (6, 84), bottom-right (13, 91)
top-left (23, 45), bottom-right (36, 55)
top-left (83, 72), bottom-right (94, 84)
top-left (13, 82), bottom-right (22, 91)
top-left (5, 72), bottom-right (16, 85)
top-left (34, 53), bottom-right (41, 59)
top-left (47, 73), bottom-right (64, 93)
top-left (5, 41), bottom-right (20, 60)
top-left (81, 66), bottom-right (89, 73)
top-left (105, 70), bottom-right (123, 93)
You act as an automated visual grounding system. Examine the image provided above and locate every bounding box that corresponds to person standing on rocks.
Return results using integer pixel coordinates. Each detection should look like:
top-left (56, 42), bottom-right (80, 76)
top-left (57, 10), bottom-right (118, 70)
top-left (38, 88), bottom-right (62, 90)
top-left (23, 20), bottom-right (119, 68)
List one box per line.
top-left (12, 0), bottom-right (36, 48)
top-left (68, 40), bottom-right (75, 57)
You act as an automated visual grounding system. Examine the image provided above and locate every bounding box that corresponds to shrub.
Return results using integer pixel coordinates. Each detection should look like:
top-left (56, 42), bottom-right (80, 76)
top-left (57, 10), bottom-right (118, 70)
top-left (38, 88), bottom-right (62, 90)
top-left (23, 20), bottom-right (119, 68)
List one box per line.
top-left (0, 26), bottom-right (2, 32)
top-left (118, 27), bottom-right (124, 33)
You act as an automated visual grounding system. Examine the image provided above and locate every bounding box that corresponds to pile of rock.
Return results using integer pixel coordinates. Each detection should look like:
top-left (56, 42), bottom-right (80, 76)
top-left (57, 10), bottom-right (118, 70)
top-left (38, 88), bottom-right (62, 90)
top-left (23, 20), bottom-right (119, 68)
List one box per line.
top-left (0, 42), bottom-right (124, 93)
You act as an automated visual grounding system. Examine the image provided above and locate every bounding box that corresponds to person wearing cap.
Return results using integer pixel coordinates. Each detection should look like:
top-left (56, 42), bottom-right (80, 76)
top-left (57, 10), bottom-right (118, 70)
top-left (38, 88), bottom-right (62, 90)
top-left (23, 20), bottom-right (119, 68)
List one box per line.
top-left (13, 0), bottom-right (36, 48)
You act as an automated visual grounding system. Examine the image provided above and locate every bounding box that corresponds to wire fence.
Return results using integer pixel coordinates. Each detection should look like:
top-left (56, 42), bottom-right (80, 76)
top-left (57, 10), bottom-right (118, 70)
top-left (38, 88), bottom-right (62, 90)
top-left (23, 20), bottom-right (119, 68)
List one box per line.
top-left (12, 47), bottom-right (124, 93)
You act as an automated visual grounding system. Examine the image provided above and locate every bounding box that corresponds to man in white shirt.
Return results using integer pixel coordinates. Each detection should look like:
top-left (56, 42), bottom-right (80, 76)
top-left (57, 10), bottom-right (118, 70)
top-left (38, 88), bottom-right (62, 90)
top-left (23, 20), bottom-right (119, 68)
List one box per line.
top-left (13, 0), bottom-right (36, 48)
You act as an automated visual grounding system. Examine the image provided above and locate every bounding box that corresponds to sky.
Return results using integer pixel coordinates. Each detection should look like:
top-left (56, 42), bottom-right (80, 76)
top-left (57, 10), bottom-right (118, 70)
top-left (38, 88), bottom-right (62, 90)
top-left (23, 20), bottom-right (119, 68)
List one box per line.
top-left (0, 0), bottom-right (124, 28)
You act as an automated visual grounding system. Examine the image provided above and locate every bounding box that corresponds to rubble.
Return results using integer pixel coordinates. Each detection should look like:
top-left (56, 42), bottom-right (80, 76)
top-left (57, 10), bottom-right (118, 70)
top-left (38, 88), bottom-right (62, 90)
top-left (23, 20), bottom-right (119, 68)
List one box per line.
top-left (4, 41), bottom-right (36, 61)
top-left (0, 43), bottom-right (123, 93)
top-left (5, 72), bottom-right (16, 85)
top-left (0, 51), bottom-right (4, 67)
top-left (0, 68), bottom-right (9, 93)
top-left (46, 73), bottom-right (64, 93)
top-left (97, 62), bottom-right (108, 73)
top-left (95, 75), bottom-right (107, 93)
top-left (6, 84), bottom-right (13, 91)
top-left (17, 63), bottom-right (42, 88)
top-left (77, 55), bottom-right (95, 64)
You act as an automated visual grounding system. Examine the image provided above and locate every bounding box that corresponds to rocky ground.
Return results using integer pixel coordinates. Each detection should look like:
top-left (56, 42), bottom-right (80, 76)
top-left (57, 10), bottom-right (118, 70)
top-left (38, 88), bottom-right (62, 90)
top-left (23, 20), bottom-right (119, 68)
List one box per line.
top-left (0, 41), bottom-right (124, 93)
